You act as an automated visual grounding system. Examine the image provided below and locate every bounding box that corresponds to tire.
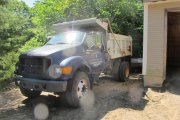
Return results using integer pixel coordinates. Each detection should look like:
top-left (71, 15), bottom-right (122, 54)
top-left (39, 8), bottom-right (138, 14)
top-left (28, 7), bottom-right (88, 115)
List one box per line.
top-left (62, 71), bottom-right (91, 107)
top-left (20, 87), bottom-right (42, 99)
top-left (119, 61), bottom-right (130, 82)
top-left (112, 60), bottom-right (120, 81)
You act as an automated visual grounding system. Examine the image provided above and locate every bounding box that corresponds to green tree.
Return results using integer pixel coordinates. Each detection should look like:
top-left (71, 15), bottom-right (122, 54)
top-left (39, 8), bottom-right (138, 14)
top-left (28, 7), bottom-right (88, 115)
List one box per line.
top-left (0, 0), bottom-right (32, 56)
top-left (0, 0), bottom-right (33, 81)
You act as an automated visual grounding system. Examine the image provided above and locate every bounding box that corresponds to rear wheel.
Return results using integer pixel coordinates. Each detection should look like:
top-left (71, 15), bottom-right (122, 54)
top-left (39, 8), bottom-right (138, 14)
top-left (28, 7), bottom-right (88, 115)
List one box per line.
top-left (62, 71), bottom-right (90, 107)
top-left (20, 87), bottom-right (42, 98)
top-left (112, 60), bottom-right (120, 81)
top-left (119, 61), bottom-right (130, 82)
top-left (112, 60), bottom-right (130, 82)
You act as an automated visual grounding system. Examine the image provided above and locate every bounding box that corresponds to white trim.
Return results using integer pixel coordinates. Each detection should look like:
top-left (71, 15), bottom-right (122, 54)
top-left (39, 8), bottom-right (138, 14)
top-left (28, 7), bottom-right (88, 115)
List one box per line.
top-left (144, 0), bottom-right (180, 5)
top-left (167, 7), bottom-right (180, 12)
top-left (163, 10), bottom-right (168, 79)
top-left (143, 4), bottom-right (149, 75)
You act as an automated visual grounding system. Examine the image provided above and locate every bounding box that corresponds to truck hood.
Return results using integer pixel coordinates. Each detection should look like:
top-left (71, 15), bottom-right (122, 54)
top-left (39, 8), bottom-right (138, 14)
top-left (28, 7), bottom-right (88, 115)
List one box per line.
top-left (21, 44), bottom-right (80, 57)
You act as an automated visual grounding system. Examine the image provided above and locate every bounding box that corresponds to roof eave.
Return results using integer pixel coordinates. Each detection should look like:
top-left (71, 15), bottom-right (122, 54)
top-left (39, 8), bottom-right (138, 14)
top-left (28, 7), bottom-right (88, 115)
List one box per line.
top-left (144, 0), bottom-right (180, 4)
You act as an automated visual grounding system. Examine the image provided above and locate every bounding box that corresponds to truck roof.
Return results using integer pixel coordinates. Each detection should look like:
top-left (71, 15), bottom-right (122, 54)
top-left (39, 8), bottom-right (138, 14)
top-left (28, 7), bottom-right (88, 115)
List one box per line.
top-left (53, 18), bottom-right (108, 32)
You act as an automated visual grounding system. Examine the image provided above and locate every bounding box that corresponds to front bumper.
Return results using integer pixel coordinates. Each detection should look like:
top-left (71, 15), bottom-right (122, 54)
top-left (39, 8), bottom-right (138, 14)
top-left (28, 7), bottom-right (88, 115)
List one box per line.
top-left (15, 77), bottom-right (67, 92)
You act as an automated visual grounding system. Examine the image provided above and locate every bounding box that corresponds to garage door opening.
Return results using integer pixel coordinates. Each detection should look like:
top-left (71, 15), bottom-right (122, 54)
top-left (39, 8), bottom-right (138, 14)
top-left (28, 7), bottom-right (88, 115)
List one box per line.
top-left (166, 12), bottom-right (180, 88)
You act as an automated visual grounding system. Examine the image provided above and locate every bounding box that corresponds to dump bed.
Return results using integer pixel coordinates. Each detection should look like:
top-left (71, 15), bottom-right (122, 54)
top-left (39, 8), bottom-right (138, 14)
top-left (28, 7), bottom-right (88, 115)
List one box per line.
top-left (107, 33), bottom-right (132, 59)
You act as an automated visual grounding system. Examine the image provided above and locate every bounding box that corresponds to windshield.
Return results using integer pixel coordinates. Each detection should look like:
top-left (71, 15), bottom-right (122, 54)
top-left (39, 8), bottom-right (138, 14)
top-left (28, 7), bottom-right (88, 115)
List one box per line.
top-left (46, 31), bottom-right (85, 45)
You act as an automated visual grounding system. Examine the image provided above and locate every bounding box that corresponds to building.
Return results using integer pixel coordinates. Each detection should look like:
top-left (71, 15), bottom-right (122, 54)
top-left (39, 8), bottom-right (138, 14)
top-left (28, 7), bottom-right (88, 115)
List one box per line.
top-left (143, 0), bottom-right (180, 87)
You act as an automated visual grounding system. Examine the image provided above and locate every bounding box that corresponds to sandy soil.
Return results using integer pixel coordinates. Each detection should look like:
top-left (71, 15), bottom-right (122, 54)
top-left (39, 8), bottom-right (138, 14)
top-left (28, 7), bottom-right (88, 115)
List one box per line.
top-left (0, 74), bottom-right (180, 120)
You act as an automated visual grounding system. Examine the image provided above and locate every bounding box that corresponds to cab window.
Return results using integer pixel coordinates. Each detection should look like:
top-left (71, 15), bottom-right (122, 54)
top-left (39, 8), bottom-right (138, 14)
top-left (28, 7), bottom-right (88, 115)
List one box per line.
top-left (84, 32), bottom-right (103, 50)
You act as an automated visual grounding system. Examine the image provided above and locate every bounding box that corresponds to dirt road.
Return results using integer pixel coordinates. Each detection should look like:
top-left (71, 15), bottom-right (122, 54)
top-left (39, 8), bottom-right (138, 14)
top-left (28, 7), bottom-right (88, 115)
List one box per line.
top-left (0, 75), bottom-right (180, 120)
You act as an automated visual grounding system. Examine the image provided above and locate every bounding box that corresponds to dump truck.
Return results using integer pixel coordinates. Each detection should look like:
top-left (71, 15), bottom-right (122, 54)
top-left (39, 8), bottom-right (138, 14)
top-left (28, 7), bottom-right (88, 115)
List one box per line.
top-left (14, 18), bottom-right (132, 107)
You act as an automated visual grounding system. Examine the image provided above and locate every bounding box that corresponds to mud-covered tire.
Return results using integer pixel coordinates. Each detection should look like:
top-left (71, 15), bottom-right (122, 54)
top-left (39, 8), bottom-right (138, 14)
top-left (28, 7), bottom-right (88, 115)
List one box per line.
top-left (112, 60), bottom-right (120, 81)
top-left (63, 71), bottom-right (90, 108)
top-left (119, 61), bottom-right (130, 82)
top-left (20, 87), bottom-right (42, 99)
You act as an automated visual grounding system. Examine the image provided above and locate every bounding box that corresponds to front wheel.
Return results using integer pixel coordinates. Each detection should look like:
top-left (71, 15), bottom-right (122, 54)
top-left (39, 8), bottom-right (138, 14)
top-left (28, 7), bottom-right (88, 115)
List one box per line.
top-left (20, 87), bottom-right (42, 98)
top-left (62, 71), bottom-right (91, 107)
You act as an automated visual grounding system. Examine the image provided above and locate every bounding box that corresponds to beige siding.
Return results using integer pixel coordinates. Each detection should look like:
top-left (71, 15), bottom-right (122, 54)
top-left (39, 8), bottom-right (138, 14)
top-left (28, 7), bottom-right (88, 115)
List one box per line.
top-left (143, 1), bottom-right (180, 87)
top-left (147, 7), bottom-right (164, 76)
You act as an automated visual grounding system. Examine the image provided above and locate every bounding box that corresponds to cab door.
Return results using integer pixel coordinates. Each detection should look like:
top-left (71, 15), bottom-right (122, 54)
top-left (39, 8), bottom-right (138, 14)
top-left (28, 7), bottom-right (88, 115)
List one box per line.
top-left (83, 32), bottom-right (106, 73)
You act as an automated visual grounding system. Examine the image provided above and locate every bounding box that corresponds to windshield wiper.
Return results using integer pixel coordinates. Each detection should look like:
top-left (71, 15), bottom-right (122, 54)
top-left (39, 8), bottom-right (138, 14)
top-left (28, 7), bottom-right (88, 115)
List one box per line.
top-left (47, 42), bottom-right (76, 45)
top-left (57, 42), bottom-right (68, 44)
top-left (46, 43), bottom-right (67, 45)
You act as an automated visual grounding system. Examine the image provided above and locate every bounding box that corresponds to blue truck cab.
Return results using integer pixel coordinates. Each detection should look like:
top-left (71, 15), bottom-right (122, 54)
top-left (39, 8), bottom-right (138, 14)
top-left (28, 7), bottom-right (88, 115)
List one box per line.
top-left (14, 18), bottom-right (132, 107)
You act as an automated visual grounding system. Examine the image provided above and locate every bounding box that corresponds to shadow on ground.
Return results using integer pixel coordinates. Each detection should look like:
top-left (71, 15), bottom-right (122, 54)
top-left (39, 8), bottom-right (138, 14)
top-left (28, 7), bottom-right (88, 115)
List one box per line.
top-left (150, 68), bottom-right (180, 95)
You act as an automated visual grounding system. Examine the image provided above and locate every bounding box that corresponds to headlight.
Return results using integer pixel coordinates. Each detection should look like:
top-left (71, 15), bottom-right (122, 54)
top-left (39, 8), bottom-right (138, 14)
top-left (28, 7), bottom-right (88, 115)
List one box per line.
top-left (48, 65), bottom-right (62, 79)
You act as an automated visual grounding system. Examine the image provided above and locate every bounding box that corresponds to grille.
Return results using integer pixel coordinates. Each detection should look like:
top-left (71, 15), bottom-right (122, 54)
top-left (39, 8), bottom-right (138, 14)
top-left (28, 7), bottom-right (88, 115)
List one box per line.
top-left (20, 57), bottom-right (50, 75)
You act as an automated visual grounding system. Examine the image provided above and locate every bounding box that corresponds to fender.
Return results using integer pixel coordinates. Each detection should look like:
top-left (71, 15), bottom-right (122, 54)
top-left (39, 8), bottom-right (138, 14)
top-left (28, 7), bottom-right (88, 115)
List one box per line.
top-left (60, 56), bottom-right (92, 80)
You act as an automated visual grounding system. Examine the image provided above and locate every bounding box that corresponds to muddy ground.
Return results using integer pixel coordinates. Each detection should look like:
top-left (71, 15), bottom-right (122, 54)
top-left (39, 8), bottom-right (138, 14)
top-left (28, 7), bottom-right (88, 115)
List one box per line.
top-left (0, 74), bottom-right (180, 120)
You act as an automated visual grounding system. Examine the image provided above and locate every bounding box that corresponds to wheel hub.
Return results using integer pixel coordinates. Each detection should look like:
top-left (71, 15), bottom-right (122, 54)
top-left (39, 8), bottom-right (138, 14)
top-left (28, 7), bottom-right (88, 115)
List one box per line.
top-left (125, 66), bottom-right (129, 78)
top-left (77, 79), bottom-right (88, 99)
